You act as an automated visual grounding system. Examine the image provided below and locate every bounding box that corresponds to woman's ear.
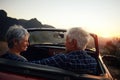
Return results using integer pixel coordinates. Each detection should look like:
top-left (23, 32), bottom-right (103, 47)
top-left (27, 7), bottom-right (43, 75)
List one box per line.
top-left (13, 39), bottom-right (18, 45)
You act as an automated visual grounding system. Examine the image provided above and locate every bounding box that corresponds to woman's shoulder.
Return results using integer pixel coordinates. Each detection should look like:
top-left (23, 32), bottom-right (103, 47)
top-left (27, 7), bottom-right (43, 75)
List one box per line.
top-left (0, 51), bottom-right (11, 57)
top-left (0, 51), bottom-right (27, 62)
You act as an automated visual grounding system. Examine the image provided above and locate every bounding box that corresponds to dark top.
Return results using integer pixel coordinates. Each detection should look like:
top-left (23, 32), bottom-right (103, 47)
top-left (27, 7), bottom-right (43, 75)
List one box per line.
top-left (32, 50), bottom-right (97, 74)
top-left (0, 50), bottom-right (97, 74)
top-left (0, 51), bottom-right (27, 62)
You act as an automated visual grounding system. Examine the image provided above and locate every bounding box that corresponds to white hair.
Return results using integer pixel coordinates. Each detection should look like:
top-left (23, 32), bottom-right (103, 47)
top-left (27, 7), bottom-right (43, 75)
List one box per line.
top-left (66, 27), bottom-right (90, 50)
top-left (6, 25), bottom-right (29, 48)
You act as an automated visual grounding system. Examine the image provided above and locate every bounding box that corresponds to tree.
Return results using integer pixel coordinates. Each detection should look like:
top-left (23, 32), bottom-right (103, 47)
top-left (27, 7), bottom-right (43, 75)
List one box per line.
top-left (104, 37), bottom-right (120, 57)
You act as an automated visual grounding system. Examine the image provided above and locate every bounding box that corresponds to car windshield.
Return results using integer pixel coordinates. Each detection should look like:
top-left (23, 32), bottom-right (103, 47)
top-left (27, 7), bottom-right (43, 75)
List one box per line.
top-left (29, 29), bottom-right (95, 50)
top-left (29, 30), bottom-right (66, 45)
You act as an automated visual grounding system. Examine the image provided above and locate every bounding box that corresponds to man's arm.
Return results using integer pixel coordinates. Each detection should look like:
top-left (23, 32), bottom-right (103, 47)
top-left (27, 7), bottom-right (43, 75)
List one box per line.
top-left (31, 54), bottom-right (67, 68)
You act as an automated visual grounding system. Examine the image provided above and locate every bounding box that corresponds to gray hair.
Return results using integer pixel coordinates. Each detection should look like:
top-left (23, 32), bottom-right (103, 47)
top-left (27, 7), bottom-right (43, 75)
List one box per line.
top-left (6, 25), bottom-right (29, 48)
top-left (66, 27), bottom-right (90, 50)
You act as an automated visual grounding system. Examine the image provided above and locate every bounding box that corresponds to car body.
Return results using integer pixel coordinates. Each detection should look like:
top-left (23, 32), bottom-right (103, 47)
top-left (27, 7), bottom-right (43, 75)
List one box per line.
top-left (0, 28), bottom-right (113, 80)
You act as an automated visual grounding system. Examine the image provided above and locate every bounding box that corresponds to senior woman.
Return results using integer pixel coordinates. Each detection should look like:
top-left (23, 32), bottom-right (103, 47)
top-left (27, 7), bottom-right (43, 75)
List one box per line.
top-left (0, 25), bottom-right (29, 61)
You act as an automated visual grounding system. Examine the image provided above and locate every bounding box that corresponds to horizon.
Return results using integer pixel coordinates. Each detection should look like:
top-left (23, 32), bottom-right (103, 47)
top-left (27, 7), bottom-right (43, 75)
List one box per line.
top-left (0, 0), bottom-right (120, 38)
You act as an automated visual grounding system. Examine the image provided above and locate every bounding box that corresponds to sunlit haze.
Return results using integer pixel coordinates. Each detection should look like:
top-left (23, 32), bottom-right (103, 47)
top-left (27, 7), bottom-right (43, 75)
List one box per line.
top-left (0, 0), bottom-right (120, 37)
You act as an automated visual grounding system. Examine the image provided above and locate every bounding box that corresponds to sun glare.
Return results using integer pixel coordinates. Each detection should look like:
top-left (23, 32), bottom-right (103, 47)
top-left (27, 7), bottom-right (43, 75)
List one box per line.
top-left (99, 33), bottom-right (120, 38)
top-left (101, 33), bottom-right (111, 38)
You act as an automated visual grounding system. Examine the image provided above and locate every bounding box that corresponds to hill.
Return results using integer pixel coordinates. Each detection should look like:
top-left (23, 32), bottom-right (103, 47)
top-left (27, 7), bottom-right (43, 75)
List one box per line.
top-left (0, 10), bottom-right (54, 41)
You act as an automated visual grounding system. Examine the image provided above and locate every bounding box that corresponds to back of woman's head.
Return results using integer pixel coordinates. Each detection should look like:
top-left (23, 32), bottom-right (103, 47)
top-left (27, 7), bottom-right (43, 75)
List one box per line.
top-left (6, 25), bottom-right (29, 48)
top-left (66, 27), bottom-right (90, 50)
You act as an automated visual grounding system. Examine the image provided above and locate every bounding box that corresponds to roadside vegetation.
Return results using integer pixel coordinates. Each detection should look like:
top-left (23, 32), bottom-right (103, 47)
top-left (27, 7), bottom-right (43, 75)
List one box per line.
top-left (100, 37), bottom-right (120, 80)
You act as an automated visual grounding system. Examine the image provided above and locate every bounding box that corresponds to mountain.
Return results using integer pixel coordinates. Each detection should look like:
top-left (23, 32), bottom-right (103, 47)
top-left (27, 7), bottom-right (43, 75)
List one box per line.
top-left (0, 10), bottom-right (55, 41)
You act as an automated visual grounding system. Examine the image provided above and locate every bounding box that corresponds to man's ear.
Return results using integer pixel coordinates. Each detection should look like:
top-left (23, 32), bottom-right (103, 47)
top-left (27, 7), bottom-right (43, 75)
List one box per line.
top-left (71, 39), bottom-right (77, 48)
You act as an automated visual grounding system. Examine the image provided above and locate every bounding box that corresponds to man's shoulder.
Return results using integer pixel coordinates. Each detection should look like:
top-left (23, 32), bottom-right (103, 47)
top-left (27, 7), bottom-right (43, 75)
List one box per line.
top-left (67, 50), bottom-right (96, 60)
top-left (52, 53), bottom-right (67, 59)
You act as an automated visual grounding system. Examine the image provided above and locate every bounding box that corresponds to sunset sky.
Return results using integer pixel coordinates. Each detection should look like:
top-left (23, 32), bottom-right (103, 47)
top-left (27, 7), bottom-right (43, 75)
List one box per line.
top-left (0, 0), bottom-right (120, 37)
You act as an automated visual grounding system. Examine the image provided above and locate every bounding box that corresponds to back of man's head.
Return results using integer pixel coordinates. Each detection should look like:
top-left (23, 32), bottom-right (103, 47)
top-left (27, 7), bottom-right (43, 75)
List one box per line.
top-left (66, 27), bottom-right (90, 50)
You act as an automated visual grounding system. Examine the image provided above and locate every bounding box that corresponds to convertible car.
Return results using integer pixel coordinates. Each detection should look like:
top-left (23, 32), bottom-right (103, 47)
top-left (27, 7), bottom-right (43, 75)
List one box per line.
top-left (0, 28), bottom-right (113, 80)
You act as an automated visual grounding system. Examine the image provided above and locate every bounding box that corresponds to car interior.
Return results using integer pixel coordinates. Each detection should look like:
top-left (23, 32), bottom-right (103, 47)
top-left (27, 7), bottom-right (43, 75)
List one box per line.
top-left (0, 57), bottom-right (107, 80)
top-left (0, 57), bottom-right (105, 80)
top-left (21, 44), bottom-right (104, 75)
